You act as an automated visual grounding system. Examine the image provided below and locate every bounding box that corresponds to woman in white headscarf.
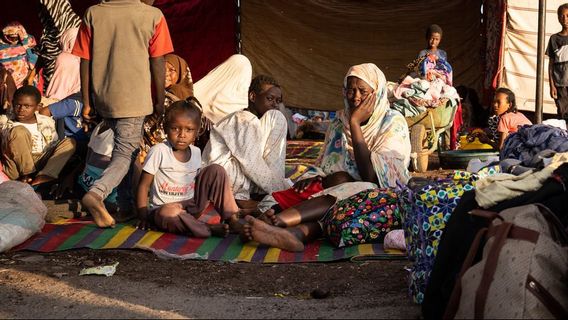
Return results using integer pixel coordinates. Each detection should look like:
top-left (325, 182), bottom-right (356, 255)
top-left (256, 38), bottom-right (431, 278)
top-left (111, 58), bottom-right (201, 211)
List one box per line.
top-left (241, 63), bottom-right (411, 251)
top-left (314, 62), bottom-right (411, 188)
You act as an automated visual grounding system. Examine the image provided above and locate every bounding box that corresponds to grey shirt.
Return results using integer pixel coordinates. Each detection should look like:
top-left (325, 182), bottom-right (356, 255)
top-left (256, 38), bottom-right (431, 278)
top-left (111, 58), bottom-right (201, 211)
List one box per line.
top-left (546, 33), bottom-right (568, 87)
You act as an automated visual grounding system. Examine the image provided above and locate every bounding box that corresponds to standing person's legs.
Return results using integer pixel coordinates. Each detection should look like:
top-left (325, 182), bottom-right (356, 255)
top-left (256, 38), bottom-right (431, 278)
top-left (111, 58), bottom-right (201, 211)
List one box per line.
top-left (3, 126), bottom-right (35, 181)
top-left (82, 117), bottom-right (144, 227)
top-left (554, 86), bottom-right (568, 120)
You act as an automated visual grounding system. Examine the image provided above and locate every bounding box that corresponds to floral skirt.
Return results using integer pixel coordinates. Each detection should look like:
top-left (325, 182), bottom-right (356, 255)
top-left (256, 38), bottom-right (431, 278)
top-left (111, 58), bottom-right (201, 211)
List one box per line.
top-left (323, 188), bottom-right (402, 248)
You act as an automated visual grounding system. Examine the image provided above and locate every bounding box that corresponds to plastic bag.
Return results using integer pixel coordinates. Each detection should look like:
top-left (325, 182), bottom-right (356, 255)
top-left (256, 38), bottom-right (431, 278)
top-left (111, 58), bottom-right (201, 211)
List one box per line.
top-left (0, 181), bottom-right (47, 252)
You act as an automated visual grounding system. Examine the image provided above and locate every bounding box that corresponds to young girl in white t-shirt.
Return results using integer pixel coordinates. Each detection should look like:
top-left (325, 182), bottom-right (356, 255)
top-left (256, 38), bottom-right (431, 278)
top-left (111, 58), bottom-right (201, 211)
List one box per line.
top-left (136, 98), bottom-right (241, 237)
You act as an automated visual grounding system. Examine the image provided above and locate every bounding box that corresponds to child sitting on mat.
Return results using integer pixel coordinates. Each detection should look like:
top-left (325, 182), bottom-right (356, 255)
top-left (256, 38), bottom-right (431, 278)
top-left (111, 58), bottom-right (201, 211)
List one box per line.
top-left (136, 97), bottom-right (241, 237)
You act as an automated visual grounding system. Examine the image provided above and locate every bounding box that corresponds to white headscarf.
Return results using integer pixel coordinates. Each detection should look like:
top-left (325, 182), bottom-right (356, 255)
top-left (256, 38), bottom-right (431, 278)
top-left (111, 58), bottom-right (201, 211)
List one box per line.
top-left (339, 63), bottom-right (392, 153)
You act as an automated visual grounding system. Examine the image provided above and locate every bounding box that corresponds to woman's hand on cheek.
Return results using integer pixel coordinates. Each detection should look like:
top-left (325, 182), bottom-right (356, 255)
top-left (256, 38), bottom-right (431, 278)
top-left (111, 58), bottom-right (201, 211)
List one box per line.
top-left (350, 93), bottom-right (376, 125)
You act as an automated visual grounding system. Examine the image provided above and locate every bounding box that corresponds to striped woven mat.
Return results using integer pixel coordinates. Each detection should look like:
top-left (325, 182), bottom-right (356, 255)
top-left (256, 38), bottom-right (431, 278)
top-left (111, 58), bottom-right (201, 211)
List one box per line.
top-left (15, 219), bottom-right (406, 263)
top-left (285, 140), bottom-right (324, 166)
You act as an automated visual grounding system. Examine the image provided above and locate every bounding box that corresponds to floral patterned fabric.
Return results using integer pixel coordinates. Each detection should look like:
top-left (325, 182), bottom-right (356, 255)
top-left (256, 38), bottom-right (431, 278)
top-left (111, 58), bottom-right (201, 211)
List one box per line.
top-left (400, 169), bottom-right (497, 304)
top-left (323, 188), bottom-right (402, 248)
top-left (0, 22), bottom-right (38, 88)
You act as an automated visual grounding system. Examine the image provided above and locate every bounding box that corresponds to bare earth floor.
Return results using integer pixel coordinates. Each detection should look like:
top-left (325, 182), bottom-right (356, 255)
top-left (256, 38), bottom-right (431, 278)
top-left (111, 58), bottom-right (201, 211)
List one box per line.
top-left (0, 250), bottom-right (420, 319)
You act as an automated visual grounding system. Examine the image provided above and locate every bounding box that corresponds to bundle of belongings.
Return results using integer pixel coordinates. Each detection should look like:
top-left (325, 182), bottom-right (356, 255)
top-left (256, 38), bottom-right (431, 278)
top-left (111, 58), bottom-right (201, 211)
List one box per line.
top-left (399, 123), bottom-right (568, 319)
top-left (0, 181), bottom-right (47, 252)
top-left (388, 54), bottom-right (460, 118)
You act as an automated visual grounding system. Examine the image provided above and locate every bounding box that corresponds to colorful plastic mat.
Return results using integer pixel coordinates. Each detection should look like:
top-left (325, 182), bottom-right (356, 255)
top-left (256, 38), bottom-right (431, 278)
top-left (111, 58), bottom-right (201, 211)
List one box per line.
top-left (14, 219), bottom-right (406, 263)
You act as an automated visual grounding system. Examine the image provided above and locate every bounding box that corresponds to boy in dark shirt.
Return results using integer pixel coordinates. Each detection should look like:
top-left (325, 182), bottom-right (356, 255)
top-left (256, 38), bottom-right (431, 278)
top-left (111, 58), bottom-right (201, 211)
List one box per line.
top-left (547, 3), bottom-right (568, 120)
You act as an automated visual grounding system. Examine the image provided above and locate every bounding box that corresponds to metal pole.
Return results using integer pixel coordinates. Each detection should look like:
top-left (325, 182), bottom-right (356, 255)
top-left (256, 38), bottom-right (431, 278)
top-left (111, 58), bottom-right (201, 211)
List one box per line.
top-left (535, 0), bottom-right (547, 123)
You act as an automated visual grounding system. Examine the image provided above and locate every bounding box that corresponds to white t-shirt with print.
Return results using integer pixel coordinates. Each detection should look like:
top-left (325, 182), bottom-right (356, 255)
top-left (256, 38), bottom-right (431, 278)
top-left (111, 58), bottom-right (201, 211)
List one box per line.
top-left (17, 122), bottom-right (46, 155)
top-left (143, 141), bottom-right (201, 208)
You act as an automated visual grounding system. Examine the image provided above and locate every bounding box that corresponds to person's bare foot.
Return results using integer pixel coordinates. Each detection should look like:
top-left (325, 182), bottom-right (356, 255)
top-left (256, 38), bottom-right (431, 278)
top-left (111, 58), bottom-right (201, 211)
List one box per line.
top-left (227, 217), bottom-right (244, 234)
top-left (242, 216), bottom-right (304, 252)
top-left (81, 191), bottom-right (115, 228)
top-left (208, 223), bottom-right (230, 238)
top-left (258, 209), bottom-right (282, 226)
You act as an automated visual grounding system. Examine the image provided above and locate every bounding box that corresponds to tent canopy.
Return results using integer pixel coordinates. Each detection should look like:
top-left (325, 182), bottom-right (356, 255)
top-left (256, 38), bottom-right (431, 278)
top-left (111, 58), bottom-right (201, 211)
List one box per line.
top-left (242, 0), bottom-right (483, 111)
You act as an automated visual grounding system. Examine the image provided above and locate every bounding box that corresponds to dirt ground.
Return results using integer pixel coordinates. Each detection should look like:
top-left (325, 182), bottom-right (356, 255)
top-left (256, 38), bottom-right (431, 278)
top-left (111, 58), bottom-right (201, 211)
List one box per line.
top-left (0, 160), bottom-right (452, 319)
top-left (0, 250), bottom-right (420, 319)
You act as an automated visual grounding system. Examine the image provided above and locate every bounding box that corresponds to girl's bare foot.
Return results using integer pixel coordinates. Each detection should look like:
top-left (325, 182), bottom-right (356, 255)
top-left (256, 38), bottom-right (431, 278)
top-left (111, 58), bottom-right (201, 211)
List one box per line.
top-left (242, 216), bottom-right (304, 252)
top-left (81, 192), bottom-right (115, 228)
top-left (227, 217), bottom-right (243, 234)
top-left (208, 223), bottom-right (230, 238)
top-left (258, 209), bottom-right (280, 226)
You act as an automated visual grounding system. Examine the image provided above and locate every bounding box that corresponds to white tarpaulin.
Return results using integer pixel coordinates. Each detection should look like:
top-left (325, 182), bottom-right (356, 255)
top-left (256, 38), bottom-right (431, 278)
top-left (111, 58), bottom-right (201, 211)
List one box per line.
top-left (501, 0), bottom-right (565, 114)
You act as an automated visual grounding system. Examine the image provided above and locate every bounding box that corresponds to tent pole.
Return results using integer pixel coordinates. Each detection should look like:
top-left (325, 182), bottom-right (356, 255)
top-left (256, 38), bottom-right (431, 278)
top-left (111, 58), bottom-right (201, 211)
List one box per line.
top-left (535, 0), bottom-right (546, 123)
top-left (236, 0), bottom-right (242, 54)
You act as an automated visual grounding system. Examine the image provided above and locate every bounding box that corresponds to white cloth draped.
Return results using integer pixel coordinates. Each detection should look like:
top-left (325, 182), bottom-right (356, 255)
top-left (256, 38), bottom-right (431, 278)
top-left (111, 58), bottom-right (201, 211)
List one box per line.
top-left (193, 54), bottom-right (252, 124)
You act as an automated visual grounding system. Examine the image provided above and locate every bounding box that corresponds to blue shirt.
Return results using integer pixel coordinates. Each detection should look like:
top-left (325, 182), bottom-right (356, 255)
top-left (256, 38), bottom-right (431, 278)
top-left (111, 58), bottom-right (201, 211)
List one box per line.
top-left (48, 94), bottom-right (89, 141)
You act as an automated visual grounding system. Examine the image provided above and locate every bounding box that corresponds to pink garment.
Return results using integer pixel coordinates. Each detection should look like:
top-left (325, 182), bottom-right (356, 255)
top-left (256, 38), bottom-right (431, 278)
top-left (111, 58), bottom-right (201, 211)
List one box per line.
top-left (497, 111), bottom-right (532, 134)
top-left (45, 28), bottom-right (80, 99)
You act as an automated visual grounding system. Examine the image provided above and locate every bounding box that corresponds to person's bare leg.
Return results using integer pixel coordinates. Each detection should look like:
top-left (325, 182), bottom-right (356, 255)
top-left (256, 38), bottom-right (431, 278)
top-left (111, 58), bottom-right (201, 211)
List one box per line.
top-left (270, 195), bottom-right (336, 228)
top-left (182, 164), bottom-right (243, 233)
top-left (287, 222), bottom-right (323, 243)
top-left (242, 216), bottom-right (305, 252)
top-left (155, 203), bottom-right (211, 238)
top-left (179, 214), bottom-right (212, 238)
top-left (236, 199), bottom-right (260, 216)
